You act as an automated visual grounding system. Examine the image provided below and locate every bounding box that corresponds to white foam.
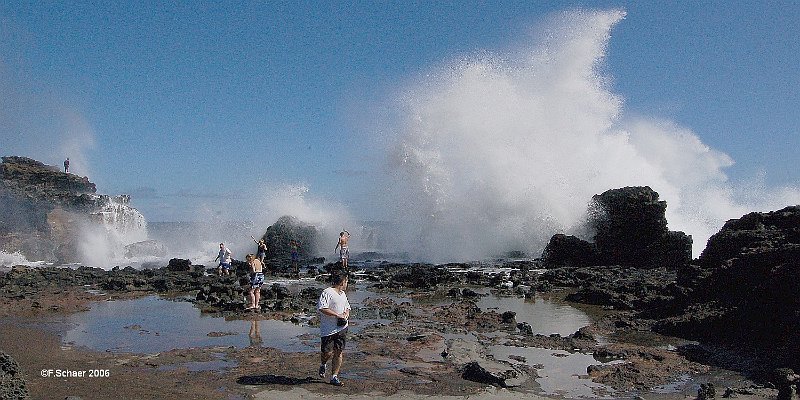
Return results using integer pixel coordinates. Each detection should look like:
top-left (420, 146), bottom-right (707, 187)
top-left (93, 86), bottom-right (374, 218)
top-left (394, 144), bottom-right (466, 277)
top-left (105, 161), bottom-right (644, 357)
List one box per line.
top-left (0, 251), bottom-right (47, 269)
top-left (380, 9), bottom-right (800, 261)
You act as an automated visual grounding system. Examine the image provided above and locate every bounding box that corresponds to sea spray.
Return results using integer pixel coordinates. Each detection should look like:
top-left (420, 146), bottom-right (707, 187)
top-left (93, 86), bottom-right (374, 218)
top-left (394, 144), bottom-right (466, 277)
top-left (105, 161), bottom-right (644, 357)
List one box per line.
top-left (381, 9), bottom-right (800, 261)
top-left (0, 251), bottom-right (38, 270)
top-left (78, 195), bottom-right (148, 268)
top-left (144, 184), bottom-right (358, 264)
top-left (247, 184), bottom-right (358, 259)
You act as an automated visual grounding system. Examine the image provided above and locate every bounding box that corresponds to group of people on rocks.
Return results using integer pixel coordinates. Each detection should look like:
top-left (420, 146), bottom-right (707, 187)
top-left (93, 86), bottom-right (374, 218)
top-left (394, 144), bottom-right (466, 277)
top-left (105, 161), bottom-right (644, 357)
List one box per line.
top-left (213, 230), bottom-right (352, 280)
top-left (212, 230), bottom-right (353, 386)
top-left (212, 237), bottom-right (300, 278)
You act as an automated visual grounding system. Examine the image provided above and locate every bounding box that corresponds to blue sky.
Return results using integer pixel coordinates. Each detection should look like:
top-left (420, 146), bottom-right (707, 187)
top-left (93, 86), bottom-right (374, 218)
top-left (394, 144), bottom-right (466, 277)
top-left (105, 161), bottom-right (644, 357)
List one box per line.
top-left (1, 1), bottom-right (798, 228)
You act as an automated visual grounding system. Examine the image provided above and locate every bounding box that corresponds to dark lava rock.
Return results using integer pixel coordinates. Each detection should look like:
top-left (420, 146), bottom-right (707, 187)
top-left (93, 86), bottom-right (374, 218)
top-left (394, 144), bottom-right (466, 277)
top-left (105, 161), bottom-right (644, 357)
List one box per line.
top-left (461, 361), bottom-right (507, 387)
top-left (589, 186), bottom-right (692, 269)
top-left (166, 258), bottom-right (192, 272)
top-left (698, 206), bottom-right (800, 267)
top-left (383, 264), bottom-right (461, 290)
top-left (697, 382), bottom-right (715, 400)
top-left (656, 206), bottom-right (800, 376)
top-left (1, 266), bottom-right (108, 298)
top-left (541, 234), bottom-right (600, 268)
top-left (100, 266), bottom-right (211, 293)
top-left (260, 215), bottom-right (318, 263)
top-left (0, 352), bottom-right (30, 400)
top-left (501, 311), bottom-right (516, 324)
top-left (541, 266), bottom-right (680, 313)
top-left (539, 187), bottom-right (692, 271)
top-left (774, 368), bottom-right (800, 400)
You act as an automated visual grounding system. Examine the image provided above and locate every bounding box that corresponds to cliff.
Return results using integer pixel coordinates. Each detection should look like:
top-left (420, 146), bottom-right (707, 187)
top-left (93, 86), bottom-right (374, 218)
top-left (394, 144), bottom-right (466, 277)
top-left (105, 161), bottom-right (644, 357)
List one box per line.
top-left (0, 156), bottom-right (143, 263)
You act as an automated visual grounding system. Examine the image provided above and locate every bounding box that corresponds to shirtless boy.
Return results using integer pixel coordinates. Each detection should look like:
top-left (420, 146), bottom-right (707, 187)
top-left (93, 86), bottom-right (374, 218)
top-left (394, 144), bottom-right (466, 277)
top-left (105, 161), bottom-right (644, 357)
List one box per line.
top-left (334, 230), bottom-right (350, 269)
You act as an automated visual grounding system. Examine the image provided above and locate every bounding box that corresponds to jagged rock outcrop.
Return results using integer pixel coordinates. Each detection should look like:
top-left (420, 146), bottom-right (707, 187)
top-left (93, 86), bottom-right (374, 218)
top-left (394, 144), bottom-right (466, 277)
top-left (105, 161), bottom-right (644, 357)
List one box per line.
top-left (541, 187), bottom-right (692, 270)
top-left (0, 156), bottom-right (144, 263)
top-left (655, 206), bottom-right (800, 375)
top-left (1, 157), bottom-right (93, 261)
top-left (590, 186), bottom-right (692, 269)
top-left (0, 156), bottom-right (96, 206)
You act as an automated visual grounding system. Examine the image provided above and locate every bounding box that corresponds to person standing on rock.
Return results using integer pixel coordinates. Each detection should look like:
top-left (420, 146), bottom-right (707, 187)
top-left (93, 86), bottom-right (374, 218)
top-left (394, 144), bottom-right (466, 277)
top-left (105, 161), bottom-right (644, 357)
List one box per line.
top-left (245, 253), bottom-right (264, 311)
top-left (334, 230), bottom-right (350, 270)
top-left (317, 272), bottom-right (351, 387)
top-left (252, 236), bottom-right (268, 265)
top-left (64, 158), bottom-right (70, 173)
top-left (214, 243), bottom-right (232, 276)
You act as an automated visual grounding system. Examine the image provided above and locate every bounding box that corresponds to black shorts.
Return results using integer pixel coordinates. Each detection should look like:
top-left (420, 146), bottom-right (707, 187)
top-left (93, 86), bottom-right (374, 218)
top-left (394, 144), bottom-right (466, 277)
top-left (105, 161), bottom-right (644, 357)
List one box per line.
top-left (321, 328), bottom-right (347, 353)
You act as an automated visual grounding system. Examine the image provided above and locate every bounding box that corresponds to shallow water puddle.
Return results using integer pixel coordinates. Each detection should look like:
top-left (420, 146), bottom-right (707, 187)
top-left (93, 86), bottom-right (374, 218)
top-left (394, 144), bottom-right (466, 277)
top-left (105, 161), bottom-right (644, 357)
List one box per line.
top-left (490, 345), bottom-right (621, 398)
top-left (63, 296), bottom-right (316, 353)
top-left (476, 293), bottom-right (592, 336)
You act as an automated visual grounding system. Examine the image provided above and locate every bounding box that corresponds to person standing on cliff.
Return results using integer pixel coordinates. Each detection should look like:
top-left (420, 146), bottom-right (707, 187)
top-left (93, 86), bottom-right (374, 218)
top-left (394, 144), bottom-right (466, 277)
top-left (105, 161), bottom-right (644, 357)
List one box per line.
top-left (214, 243), bottom-right (232, 276)
top-left (64, 158), bottom-right (70, 173)
top-left (334, 230), bottom-right (350, 270)
top-left (317, 272), bottom-right (350, 386)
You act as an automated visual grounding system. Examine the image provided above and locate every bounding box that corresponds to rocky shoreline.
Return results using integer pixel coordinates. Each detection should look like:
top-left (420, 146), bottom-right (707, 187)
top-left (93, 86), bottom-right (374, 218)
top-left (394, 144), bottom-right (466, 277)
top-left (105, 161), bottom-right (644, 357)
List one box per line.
top-left (1, 158), bottom-right (799, 399)
top-left (0, 245), bottom-right (797, 399)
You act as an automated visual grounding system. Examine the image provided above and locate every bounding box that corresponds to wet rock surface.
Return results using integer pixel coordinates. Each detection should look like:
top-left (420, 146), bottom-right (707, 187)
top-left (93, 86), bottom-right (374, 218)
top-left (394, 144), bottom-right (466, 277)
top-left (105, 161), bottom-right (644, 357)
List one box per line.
top-left (541, 266), bottom-right (680, 312)
top-left (0, 256), bottom-right (785, 399)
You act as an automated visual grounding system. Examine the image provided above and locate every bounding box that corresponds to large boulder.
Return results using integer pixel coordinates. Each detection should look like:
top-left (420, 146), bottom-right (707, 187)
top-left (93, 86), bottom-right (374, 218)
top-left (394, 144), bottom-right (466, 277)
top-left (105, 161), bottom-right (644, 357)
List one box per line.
top-left (589, 186), bottom-right (692, 269)
top-left (541, 234), bottom-right (600, 268)
top-left (261, 216), bottom-right (318, 261)
top-left (688, 206), bottom-right (800, 309)
top-left (540, 187), bottom-right (692, 270)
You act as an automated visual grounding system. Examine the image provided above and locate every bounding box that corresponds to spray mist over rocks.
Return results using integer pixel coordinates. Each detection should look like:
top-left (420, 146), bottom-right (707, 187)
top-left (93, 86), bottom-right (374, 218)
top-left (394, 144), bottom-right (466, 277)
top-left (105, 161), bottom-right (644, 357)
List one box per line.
top-left (247, 184), bottom-right (358, 258)
top-left (78, 195), bottom-right (149, 268)
top-left (152, 184), bottom-right (359, 265)
top-left (382, 9), bottom-right (800, 262)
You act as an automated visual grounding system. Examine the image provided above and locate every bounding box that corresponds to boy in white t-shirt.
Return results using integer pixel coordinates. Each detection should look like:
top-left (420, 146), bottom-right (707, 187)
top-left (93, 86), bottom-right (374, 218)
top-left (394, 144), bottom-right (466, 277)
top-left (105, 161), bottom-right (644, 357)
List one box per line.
top-left (317, 272), bottom-right (351, 386)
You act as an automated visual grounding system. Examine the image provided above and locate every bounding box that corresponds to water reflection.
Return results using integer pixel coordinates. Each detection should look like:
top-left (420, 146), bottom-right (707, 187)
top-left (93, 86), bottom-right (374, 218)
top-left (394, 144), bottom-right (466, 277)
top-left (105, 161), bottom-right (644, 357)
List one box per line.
top-left (476, 294), bottom-right (591, 336)
top-left (63, 296), bottom-right (315, 353)
top-left (490, 345), bottom-right (620, 399)
top-left (249, 320), bottom-right (262, 347)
